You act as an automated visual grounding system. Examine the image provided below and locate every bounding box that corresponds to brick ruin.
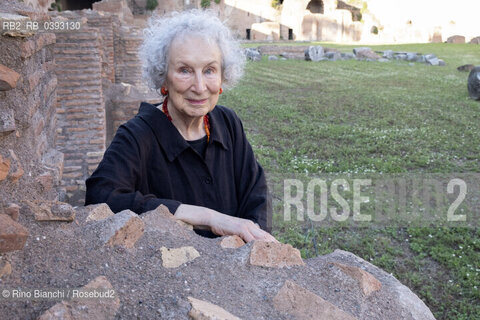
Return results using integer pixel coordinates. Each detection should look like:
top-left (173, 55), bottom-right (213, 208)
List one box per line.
top-left (0, 0), bottom-right (160, 206)
top-left (0, 2), bottom-right (448, 318)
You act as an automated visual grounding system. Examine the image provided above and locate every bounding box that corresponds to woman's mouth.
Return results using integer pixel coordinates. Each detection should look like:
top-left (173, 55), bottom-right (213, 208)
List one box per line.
top-left (186, 98), bottom-right (208, 105)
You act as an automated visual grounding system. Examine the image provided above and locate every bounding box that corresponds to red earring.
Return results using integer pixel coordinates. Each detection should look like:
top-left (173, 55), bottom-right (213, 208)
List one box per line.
top-left (219, 88), bottom-right (223, 94)
top-left (161, 87), bottom-right (168, 95)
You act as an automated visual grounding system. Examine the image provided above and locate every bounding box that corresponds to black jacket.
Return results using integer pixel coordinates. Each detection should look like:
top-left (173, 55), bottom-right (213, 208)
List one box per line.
top-left (85, 102), bottom-right (271, 236)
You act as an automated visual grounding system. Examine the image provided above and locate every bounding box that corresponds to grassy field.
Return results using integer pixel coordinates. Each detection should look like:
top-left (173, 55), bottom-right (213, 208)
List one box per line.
top-left (218, 43), bottom-right (480, 319)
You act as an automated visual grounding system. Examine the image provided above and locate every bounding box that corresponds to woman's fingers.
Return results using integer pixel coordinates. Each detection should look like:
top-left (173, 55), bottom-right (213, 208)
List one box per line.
top-left (246, 222), bottom-right (279, 243)
top-left (208, 211), bottom-right (279, 243)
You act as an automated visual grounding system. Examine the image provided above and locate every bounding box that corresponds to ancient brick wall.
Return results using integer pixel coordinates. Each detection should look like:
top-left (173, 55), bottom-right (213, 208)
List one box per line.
top-left (0, 5), bottom-right (64, 205)
top-left (48, 7), bottom-right (161, 204)
top-left (85, 14), bottom-right (116, 83)
top-left (53, 24), bottom-right (106, 204)
top-left (113, 26), bottom-right (144, 87)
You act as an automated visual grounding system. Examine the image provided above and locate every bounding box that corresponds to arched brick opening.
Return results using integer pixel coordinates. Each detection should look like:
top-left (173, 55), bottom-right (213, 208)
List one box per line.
top-left (60, 0), bottom-right (100, 10)
top-left (306, 0), bottom-right (324, 14)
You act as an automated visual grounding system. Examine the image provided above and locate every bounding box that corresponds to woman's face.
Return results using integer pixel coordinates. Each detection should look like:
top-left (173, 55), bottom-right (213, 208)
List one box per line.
top-left (164, 35), bottom-right (223, 120)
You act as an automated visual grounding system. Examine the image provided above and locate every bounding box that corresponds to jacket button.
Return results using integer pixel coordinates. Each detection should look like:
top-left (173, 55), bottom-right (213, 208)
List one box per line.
top-left (204, 177), bottom-right (212, 184)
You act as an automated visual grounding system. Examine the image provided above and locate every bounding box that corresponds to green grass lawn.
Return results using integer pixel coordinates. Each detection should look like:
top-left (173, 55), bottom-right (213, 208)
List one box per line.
top-left (219, 43), bottom-right (480, 320)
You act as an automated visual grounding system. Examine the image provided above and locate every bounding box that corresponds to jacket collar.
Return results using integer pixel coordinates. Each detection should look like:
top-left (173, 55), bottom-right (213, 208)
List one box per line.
top-left (137, 102), bottom-right (229, 162)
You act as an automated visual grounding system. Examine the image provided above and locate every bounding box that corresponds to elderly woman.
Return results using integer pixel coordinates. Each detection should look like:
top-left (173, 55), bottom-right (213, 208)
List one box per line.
top-left (85, 10), bottom-right (277, 243)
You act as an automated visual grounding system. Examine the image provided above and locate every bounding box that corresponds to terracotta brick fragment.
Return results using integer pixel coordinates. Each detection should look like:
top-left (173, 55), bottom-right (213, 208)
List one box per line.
top-left (5, 203), bottom-right (20, 221)
top-left (220, 235), bottom-right (245, 249)
top-left (161, 246), bottom-right (200, 268)
top-left (87, 210), bottom-right (144, 248)
top-left (37, 276), bottom-right (120, 320)
top-left (0, 214), bottom-right (29, 253)
top-left (273, 280), bottom-right (357, 320)
top-left (249, 241), bottom-right (304, 268)
top-left (331, 262), bottom-right (382, 296)
top-left (0, 64), bottom-right (21, 91)
top-left (0, 155), bottom-right (11, 181)
top-left (25, 200), bottom-right (75, 222)
top-left (188, 297), bottom-right (241, 320)
top-left (85, 203), bottom-right (114, 222)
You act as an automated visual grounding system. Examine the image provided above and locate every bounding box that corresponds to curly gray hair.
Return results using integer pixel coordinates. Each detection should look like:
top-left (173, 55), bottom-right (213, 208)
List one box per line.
top-left (139, 9), bottom-right (246, 91)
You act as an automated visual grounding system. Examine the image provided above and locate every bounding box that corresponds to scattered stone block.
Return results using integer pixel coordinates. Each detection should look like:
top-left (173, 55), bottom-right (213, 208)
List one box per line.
top-left (305, 46), bottom-right (325, 62)
top-left (0, 214), bottom-right (29, 253)
top-left (85, 203), bottom-right (114, 222)
top-left (244, 48), bottom-right (261, 61)
top-left (25, 200), bottom-right (75, 222)
top-left (273, 280), bottom-right (357, 320)
top-left (438, 59), bottom-right (446, 66)
top-left (268, 55), bottom-right (278, 61)
top-left (325, 51), bottom-right (341, 61)
top-left (353, 47), bottom-right (380, 60)
top-left (341, 52), bottom-right (355, 60)
top-left (5, 203), bottom-right (20, 221)
top-left (457, 64), bottom-right (475, 72)
top-left (447, 35), bottom-right (465, 44)
top-left (331, 262), bottom-right (382, 296)
top-left (426, 57), bottom-right (440, 66)
top-left (91, 210), bottom-right (145, 248)
top-left (468, 66), bottom-right (480, 100)
top-left (249, 241), bottom-right (304, 268)
top-left (220, 235), bottom-right (245, 249)
top-left (0, 109), bottom-right (16, 134)
top-left (406, 52), bottom-right (418, 62)
top-left (0, 64), bottom-right (21, 91)
top-left (161, 246), bottom-right (200, 268)
top-left (188, 297), bottom-right (241, 320)
top-left (37, 276), bottom-right (120, 320)
top-left (382, 50), bottom-right (394, 59)
top-left (280, 52), bottom-right (304, 60)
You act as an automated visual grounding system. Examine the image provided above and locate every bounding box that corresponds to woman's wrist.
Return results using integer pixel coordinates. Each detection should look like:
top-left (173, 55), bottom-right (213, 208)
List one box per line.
top-left (174, 204), bottom-right (216, 228)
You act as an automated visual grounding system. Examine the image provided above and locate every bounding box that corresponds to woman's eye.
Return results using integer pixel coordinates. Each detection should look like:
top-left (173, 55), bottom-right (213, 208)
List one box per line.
top-left (205, 68), bottom-right (215, 74)
top-left (180, 68), bottom-right (190, 74)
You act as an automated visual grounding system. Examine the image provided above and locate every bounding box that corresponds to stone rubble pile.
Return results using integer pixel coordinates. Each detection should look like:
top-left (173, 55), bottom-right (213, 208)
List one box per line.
top-left (0, 202), bottom-right (437, 319)
top-left (245, 45), bottom-right (446, 66)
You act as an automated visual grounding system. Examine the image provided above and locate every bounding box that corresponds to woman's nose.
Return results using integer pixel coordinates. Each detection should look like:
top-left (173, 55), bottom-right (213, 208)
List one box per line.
top-left (191, 72), bottom-right (206, 93)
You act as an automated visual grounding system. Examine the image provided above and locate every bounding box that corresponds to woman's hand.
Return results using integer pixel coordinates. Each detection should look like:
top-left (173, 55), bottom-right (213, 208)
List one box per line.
top-left (174, 204), bottom-right (278, 243)
top-left (209, 211), bottom-right (278, 243)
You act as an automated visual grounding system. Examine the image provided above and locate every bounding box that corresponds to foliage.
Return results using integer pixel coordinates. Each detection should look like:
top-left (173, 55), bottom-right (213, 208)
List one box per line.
top-left (50, 0), bottom-right (62, 11)
top-left (219, 42), bottom-right (480, 319)
top-left (201, 0), bottom-right (211, 8)
top-left (146, 0), bottom-right (158, 11)
top-left (271, 0), bottom-right (282, 9)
